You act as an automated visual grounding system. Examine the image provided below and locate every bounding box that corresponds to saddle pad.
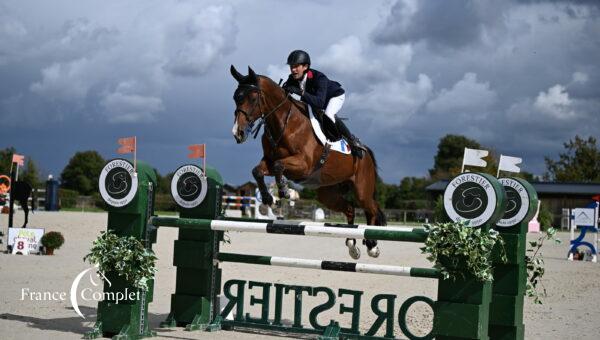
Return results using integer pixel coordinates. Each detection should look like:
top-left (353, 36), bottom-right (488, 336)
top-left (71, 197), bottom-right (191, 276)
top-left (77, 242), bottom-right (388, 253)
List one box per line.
top-left (307, 106), bottom-right (351, 155)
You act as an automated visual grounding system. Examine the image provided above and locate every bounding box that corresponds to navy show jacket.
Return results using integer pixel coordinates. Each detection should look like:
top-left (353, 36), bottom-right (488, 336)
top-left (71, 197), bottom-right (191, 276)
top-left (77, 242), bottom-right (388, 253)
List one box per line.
top-left (283, 69), bottom-right (345, 111)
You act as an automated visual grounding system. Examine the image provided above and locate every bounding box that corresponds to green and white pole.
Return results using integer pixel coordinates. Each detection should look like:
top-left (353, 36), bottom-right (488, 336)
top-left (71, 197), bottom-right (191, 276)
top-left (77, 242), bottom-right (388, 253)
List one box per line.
top-left (216, 252), bottom-right (441, 279)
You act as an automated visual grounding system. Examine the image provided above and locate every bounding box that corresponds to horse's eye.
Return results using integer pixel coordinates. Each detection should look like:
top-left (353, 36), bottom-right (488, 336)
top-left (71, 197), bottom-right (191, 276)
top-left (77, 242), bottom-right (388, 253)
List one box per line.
top-left (234, 93), bottom-right (244, 104)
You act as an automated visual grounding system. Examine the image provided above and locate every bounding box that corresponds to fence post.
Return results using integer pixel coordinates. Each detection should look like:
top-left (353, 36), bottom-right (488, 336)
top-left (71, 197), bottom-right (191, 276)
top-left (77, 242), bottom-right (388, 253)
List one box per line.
top-left (490, 178), bottom-right (538, 339)
top-left (161, 164), bottom-right (224, 331)
top-left (435, 173), bottom-right (507, 339)
top-left (86, 159), bottom-right (156, 340)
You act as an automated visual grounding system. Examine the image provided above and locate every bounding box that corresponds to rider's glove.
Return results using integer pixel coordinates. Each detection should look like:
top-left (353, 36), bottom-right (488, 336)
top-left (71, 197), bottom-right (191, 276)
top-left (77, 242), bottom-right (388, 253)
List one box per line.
top-left (284, 85), bottom-right (302, 96)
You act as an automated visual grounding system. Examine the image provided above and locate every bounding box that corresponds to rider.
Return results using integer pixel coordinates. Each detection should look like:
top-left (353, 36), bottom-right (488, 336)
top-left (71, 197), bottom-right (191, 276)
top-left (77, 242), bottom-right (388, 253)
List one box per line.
top-left (282, 50), bottom-right (366, 158)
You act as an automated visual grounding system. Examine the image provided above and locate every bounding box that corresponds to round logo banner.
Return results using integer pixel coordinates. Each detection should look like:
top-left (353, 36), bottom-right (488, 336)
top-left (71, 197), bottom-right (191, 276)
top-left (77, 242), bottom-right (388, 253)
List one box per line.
top-left (497, 178), bottom-right (531, 227)
top-left (171, 164), bottom-right (208, 208)
top-left (99, 159), bottom-right (138, 207)
top-left (443, 173), bottom-right (498, 227)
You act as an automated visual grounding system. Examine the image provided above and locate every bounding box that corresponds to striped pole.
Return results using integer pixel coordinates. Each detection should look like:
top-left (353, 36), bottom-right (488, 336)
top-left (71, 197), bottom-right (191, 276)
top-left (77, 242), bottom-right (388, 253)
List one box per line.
top-left (151, 217), bottom-right (429, 243)
top-left (222, 203), bottom-right (256, 208)
top-left (216, 252), bottom-right (440, 279)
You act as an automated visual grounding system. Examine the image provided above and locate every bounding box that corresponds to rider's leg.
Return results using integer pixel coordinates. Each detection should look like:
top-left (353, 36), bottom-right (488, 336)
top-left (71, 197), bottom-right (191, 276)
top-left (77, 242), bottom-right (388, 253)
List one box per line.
top-left (324, 94), bottom-right (366, 158)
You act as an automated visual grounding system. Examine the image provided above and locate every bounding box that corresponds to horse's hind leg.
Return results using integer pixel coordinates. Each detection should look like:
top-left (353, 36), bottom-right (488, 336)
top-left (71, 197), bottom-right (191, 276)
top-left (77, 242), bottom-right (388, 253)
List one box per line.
top-left (316, 185), bottom-right (360, 259)
top-left (358, 203), bottom-right (382, 258)
top-left (21, 200), bottom-right (29, 228)
top-left (353, 167), bottom-right (386, 258)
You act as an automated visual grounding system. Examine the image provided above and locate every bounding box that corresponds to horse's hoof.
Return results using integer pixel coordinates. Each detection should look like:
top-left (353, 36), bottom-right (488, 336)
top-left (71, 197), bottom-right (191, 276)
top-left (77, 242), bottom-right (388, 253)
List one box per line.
top-left (349, 247), bottom-right (361, 260)
top-left (367, 246), bottom-right (380, 258)
top-left (262, 193), bottom-right (273, 206)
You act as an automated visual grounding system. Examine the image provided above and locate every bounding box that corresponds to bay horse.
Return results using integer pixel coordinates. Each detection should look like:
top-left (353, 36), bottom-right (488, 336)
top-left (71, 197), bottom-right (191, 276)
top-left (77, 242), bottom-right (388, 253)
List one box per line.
top-left (230, 66), bottom-right (386, 259)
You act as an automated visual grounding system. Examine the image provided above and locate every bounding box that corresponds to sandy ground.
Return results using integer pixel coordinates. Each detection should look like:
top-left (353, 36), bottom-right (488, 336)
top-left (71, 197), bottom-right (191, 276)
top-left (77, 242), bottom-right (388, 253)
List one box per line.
top-left (0, 211), bottom-right (598, 340)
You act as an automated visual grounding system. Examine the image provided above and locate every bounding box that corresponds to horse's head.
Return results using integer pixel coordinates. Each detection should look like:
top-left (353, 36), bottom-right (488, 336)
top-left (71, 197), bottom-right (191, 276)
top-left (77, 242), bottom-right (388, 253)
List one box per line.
top-left (230, 65), bottom-right (263, 144)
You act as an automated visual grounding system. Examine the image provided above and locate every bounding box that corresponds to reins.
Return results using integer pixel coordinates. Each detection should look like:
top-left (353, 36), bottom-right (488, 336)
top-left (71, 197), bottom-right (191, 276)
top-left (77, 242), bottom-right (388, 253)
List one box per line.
top-left (235, 82), bottom-right (293, 148)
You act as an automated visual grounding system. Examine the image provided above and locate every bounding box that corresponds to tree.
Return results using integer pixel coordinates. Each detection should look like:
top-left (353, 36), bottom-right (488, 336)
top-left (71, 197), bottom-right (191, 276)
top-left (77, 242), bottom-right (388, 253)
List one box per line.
top-left (20, 158), bottom-right (42, 189)
top-left (0, 147), bottom-right (18, 175)
top-left (61, 151), bottom-right (106, 195)
top-left (0, 147), bottom-right (41, 187)
top-left (375, 177), bottom-right (388, 208)
top-left (385, 177), bottom-right (431, 209)
top-left (429, 134), bottom-right (497, 179)
top-left (154, 169), bottom-right (173, 194)
top-left (545, 135), bottom-right (600, 182)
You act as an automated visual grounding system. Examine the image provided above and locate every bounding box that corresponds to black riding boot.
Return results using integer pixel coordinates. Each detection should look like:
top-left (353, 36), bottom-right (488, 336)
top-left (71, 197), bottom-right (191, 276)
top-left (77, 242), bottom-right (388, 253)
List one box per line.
top-left (335, 119), bottom-right (366, 158)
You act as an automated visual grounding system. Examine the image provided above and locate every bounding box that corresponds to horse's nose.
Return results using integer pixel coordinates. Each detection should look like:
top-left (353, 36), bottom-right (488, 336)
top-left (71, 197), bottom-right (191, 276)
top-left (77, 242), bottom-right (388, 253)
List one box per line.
top-left (235, 130), bottom-right (245, 144)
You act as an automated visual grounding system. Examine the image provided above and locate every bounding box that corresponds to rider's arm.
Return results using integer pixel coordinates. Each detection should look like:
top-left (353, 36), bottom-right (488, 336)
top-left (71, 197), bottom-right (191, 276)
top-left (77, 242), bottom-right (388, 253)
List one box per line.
top-left (282, 75), bottom-right (295, 88)
top-left (300, 74), bottom-right (328, 110)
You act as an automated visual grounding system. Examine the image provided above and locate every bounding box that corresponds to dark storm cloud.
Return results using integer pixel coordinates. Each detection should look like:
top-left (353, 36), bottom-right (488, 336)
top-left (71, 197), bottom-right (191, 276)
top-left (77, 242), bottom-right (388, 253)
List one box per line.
top-left (372, 0), bottom-right (509, 50)
top-left (1, 0), bottom-right (599, 184)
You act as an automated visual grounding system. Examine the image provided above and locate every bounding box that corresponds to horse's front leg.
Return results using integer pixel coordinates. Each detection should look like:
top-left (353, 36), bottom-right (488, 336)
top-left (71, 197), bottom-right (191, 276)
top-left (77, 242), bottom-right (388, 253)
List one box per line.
top-left (273, 155), bottom-right (309, 199)
top-left (21, 201), bottom-right (29, 228)
top-left (273, 163), bottom-right (289, 200)
top-left (252, 158), bottom-right (274, 206)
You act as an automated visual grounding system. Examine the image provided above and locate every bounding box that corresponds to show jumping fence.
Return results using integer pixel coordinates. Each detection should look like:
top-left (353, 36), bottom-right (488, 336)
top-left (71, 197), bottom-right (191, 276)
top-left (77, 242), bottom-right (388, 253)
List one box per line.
top-left (88, 159), bottom-right (537, 340)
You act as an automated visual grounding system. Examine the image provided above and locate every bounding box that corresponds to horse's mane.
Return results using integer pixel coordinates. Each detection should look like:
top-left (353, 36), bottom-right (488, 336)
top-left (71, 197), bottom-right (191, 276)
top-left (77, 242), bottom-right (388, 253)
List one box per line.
top-left (258, 75), bottom-right (309, 116)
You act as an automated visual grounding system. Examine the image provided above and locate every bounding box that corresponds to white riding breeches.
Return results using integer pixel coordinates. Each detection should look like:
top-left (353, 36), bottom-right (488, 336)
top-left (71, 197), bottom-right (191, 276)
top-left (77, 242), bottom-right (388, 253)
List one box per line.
top-left (324, 93), bottom-right (345, 122)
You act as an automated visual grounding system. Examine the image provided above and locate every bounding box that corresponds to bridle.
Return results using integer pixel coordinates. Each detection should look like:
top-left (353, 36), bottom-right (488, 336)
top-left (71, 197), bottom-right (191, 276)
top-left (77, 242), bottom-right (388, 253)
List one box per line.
top-left (234, 84), bottom-right (291, 140)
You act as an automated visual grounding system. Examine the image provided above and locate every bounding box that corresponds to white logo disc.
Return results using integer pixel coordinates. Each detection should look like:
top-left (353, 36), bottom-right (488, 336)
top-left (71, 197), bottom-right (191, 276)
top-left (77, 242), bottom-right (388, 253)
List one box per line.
top-left (99, 159), bottom-right (138, 207)
top-left (171, 164), bottom-right (208, 208)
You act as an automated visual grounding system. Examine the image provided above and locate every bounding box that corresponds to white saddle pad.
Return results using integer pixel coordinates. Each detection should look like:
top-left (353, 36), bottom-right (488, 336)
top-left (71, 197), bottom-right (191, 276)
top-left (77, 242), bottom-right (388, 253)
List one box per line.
top-left (306, 106), bottom-right (351, 155)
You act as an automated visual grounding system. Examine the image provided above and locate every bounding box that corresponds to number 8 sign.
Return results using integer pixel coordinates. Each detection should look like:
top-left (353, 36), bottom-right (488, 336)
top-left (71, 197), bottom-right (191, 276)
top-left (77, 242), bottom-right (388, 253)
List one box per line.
top-left (12, 237), bottom-right (30, 255)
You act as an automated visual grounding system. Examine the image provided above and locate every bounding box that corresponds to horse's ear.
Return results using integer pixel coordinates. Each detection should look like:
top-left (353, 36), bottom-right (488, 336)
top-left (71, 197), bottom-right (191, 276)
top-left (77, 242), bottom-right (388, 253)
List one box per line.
top-left (230, 65), bottom-right (244, 82)
top-left (247, 66), bottom-right (257, 84)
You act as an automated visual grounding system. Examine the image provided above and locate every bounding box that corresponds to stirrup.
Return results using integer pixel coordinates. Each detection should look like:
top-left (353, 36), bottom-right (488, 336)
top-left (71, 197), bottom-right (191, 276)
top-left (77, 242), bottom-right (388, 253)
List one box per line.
top-left (350, 144), bottom-right (365, 158)
top-left (349, 138), bottom-right (366, 158)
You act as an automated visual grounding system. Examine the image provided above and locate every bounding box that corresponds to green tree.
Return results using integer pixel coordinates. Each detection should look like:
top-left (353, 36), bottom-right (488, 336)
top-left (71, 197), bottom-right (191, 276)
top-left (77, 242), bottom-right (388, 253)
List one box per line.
top-left (0, 147), bottom-right (18, 175)
top-left (385, 177), bottom-right (431, 209)
top-left (20, 158), bottom-right (42, 188)
top-left (375, 177), bottom-right (388, 208)
top-left (61, 151), bottom-right (106, 195)
top-left (154, 169), bottom-right (173, 194)
top-left (0, 147), bottom-right (41, 187)
top-left (545, 135), bottom-right (600, 182)
top-left (429, 134), bottom-right (497, 179)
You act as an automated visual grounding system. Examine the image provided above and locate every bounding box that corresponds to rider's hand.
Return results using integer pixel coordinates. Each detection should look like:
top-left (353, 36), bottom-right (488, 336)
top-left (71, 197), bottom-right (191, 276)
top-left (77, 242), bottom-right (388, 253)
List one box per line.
top-left (284, 85), bottom-right (302, 96)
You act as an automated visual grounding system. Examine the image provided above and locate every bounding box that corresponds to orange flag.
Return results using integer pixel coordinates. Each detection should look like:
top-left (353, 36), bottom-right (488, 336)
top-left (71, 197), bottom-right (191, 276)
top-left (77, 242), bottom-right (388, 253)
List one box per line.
top-left (188, 144), bottom-right (206, 159)
top-left (117, 136), bottom-right (136, 154)
top-left (12, 154), bottom-right (25, 166)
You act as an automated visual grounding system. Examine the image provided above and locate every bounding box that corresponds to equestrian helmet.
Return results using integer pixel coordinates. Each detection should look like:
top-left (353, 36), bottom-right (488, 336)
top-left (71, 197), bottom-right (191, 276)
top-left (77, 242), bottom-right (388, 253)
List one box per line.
top-left (287, 50), bottom-right (311, 66)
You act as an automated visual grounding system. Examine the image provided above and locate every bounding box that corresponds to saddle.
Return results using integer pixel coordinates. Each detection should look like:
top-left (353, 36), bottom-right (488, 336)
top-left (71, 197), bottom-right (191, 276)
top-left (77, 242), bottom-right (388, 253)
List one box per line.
top-left (290, 98), bottom-right (341, 141)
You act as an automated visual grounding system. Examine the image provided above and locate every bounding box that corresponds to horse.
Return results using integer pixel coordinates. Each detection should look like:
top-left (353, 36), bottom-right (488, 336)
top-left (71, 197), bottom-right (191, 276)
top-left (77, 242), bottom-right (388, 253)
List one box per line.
top-left (230, 65), bottom-right (386, 259)
top-left (11, 181), bottom-right (35, 228)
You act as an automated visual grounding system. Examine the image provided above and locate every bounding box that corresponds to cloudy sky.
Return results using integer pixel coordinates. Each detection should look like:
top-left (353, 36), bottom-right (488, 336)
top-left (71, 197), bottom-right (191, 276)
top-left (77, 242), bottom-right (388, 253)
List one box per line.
top-left (1, 0), bottom-right (598, 184)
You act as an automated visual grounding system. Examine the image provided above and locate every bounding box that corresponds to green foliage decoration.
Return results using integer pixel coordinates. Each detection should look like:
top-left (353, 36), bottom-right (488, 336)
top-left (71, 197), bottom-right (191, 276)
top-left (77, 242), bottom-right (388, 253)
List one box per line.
top-left (84, 231), bottom-right (157, 291)
top-left (526, 227), bottom-right (561, 304)
top-left (422, 221), bottom-right (504, 282)
top-left (41, 231), bottom-right (65, 249)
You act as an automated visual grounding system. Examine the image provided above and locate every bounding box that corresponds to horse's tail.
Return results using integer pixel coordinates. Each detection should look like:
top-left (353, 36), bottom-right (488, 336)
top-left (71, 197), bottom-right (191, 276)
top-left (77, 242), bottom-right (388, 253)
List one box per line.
top-left (365, 146), bottom-right (387, 226)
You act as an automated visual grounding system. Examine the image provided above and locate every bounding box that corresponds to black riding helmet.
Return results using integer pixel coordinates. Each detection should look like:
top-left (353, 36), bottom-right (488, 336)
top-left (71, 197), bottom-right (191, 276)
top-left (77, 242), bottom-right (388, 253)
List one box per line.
top-left (287, 50), bottom-right (311, 66)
